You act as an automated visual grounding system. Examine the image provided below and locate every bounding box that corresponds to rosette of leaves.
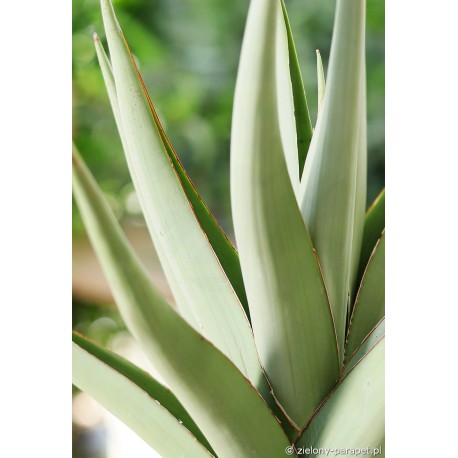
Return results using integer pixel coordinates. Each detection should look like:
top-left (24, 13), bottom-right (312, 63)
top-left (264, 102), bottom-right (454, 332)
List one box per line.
top-left (72, 0), bottom-right (385, 456)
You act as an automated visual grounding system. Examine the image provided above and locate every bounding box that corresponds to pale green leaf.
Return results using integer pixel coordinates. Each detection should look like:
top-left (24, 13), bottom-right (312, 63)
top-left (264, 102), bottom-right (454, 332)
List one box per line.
top-left (72, 331), bottom-right (212, 452)
top-left (231, 0), bottom-right (339, 427)
top-left (280, 0), bottom-right (313, 176)
top-left (72, 336), bottom-right (214, 457)
top-left (357, 188), bottom-right (385, 287)
top-left (299, 0), bottom-right (367, 358)
top-left (72, 146), bottom-right (293, 456)
top-left (316, 50), bottom-right (325, 113)
top-left (94, 32), bottom-right (249, 316)
top-left (99, 0), bottom-right (260, 380)
top-left (349, 61), bottom-right (368, 311)
top-left (346, 232), bottom-right (385, 359)
top-left (296, 340), bottom-right (385, 456)
top-left (342, 318), bottom-right (384, 378)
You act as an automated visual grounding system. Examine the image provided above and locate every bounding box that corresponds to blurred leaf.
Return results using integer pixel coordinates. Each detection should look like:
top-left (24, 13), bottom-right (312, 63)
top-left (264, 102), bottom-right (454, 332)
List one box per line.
top-left (346, 232), bottom-right (385, 359)
top-left (296, 339), bottom-right (384, 455)
top-left (280, 0), bottom-right (313, 177)
top-left (99, 0), bottom-right (262, 382)
top-left (72, 332), bottom-right (214, 454)
top-left (231, 0), bottom-right (339, 427)
top-left (299, 0), bottom-right (367, 359)
top-left (72, 144), bottom-right (292, 456)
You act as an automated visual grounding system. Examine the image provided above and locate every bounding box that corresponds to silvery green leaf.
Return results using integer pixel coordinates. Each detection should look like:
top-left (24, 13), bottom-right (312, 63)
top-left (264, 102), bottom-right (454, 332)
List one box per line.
top-left (99, 0), bottom-right (260, 381)
top-left (296, 339), bottom-right (384, 456)
top-left (72, 145), bottom-right (292, 456)
top-left (231, 0), bottom-right (339, 427)
top-left (299, 0), bottom-right (367, 359)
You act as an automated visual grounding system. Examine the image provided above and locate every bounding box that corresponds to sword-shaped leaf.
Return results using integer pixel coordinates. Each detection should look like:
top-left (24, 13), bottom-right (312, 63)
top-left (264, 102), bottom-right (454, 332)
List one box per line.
top-left (296, 339), bottom-right (384, 456)
top-left (346, 232), bottom-right (385, 358)
top-left (72, 332), bottom-right (214, 456)
top-left (98, 0), bottom-right (260, 376)
top-left (299, 0), bottom-right (367, 357)
top-left (72, 147), bottom-right (292, 456)
top-left (231, 0), bottom-right (339, 427)
top-left (93, 33), bottom-right (249, 315)
top-left (358, 188), bottom-right (385, 285)
top-left (316, 50), bottom-right (325, 113)
top-left (280, 0), bottom-right (313, 176)
top-left (342, 318), bottom-right (384, 378)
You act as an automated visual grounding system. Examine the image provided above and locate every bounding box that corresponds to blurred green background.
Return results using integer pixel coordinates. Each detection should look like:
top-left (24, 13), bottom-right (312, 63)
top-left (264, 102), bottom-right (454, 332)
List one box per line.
top-left (72, 0), bottom-right (384, 455)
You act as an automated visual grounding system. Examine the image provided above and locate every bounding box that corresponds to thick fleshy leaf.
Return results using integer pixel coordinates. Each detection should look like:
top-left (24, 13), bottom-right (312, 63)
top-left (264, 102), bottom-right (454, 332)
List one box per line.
top-left (296, 340), bottom-right (384, 456)
top-left (299, 0), bottom-right (367, 358)
top-left (346, 232), bottom-right (385, 358)
top-left (72, 147), bottom-right (292, 456)
top-left (72, 332), bottom-right (212, 451)
top-left (231, 0), bottom-right (339, 427)
top-left (280, 0), bottom-right (313, 177)
top-left (99, 0), bottom-right (260, 378)
top-left (349, 62), bottom-right (368, 312)
top-left (358, 188), bottom-right (385, 285)
top-left (342, 319), bottom-right (384, 378)
top-left (94, 32), bottom-right (249, 315)
top-left (72, 335), bottom-right (214, 457)
top-left (316, 50), bottom-right (325, 113)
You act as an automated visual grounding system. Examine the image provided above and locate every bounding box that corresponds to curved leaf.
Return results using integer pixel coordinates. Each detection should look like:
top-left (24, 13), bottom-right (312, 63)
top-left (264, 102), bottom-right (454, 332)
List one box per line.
top-left (72, 331), bottom-right (212, 452)
top-left (99, 0), bottom-right (259, 378)
top-left (94, 33), bottom-right (249, 315)
top-left (346, 232), bottom-right (385, 358)
top-left (72, 146), bottom-right (292, 456)
top-left (280, 0), bottom-right (313, 176)
top-left (231, 0), bottom-right (339, 427)
top-left (296, 339), bottom-right (384, 456)
top-left (299, 0), bottom-right (367, 357)
top-left (73, 338), bottom-right (214, 457)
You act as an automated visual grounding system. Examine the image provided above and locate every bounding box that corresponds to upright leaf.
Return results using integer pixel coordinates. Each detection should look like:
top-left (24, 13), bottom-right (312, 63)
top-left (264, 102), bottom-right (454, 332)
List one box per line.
top-left (299, 0), bottom-right (367, 357)
top-left (342, 319), bottom-right (384, 378)
top-left (316, 50), bottom-right (325, 113)
top-left (296, 340), bottom-right (384, 456)
top-left (94, 33), bottom-right (249, 314)
top-left (280, 0), bottom-right (314, 176)
top-left (231, 0), bottom-right (339, 427)
top-left (346, 232), bottom-right (385, 358)
top-left (72, 147), bottom-right (292, 456)
top-left (358, 188), bottom-right (385, 284)
top-left (99, 0), bottom-right (259, 377)
top-left (73, 338), bottom-right (214, 457)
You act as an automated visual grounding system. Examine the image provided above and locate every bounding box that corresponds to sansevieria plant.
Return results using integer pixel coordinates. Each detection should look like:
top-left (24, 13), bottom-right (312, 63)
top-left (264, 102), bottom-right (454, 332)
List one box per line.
top-left (72, 0), bottom-right (385, 456)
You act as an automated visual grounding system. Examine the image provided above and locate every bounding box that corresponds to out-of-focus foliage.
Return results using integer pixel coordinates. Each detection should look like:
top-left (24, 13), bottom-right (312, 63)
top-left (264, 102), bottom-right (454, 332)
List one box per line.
top-left (72, 0), bottom-right (384, 236)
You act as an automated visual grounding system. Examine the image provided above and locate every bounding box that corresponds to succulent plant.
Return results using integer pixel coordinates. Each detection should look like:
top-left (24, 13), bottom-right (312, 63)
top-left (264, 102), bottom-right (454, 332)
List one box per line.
top-left (72, 0), bottom-right (385, 456)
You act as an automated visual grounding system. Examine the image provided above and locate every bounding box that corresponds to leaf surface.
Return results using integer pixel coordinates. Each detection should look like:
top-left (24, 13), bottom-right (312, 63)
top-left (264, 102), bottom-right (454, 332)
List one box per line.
top-left (72, 146), bottom-right (292, 456)
top-left (346, 232), bottom-right (385, 359)
top-left (342, 319), bottom-right (384, 378)
top-left (231, 0), bottom-right (339, 427)
top-left (316, 50), bottom-right (325, 113)
top-left (99, 0), bottom-right (259, 377)
top-left (296, 340), bottom-right (384, 456)
top-left (299, 0), bottom-right (367, 358)
top-left (357, 189), bottom-right (385, 286)
top-left (73, 335), bottom-right (214, 457)
top-left (280, 0), bottom-right (313, 176)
